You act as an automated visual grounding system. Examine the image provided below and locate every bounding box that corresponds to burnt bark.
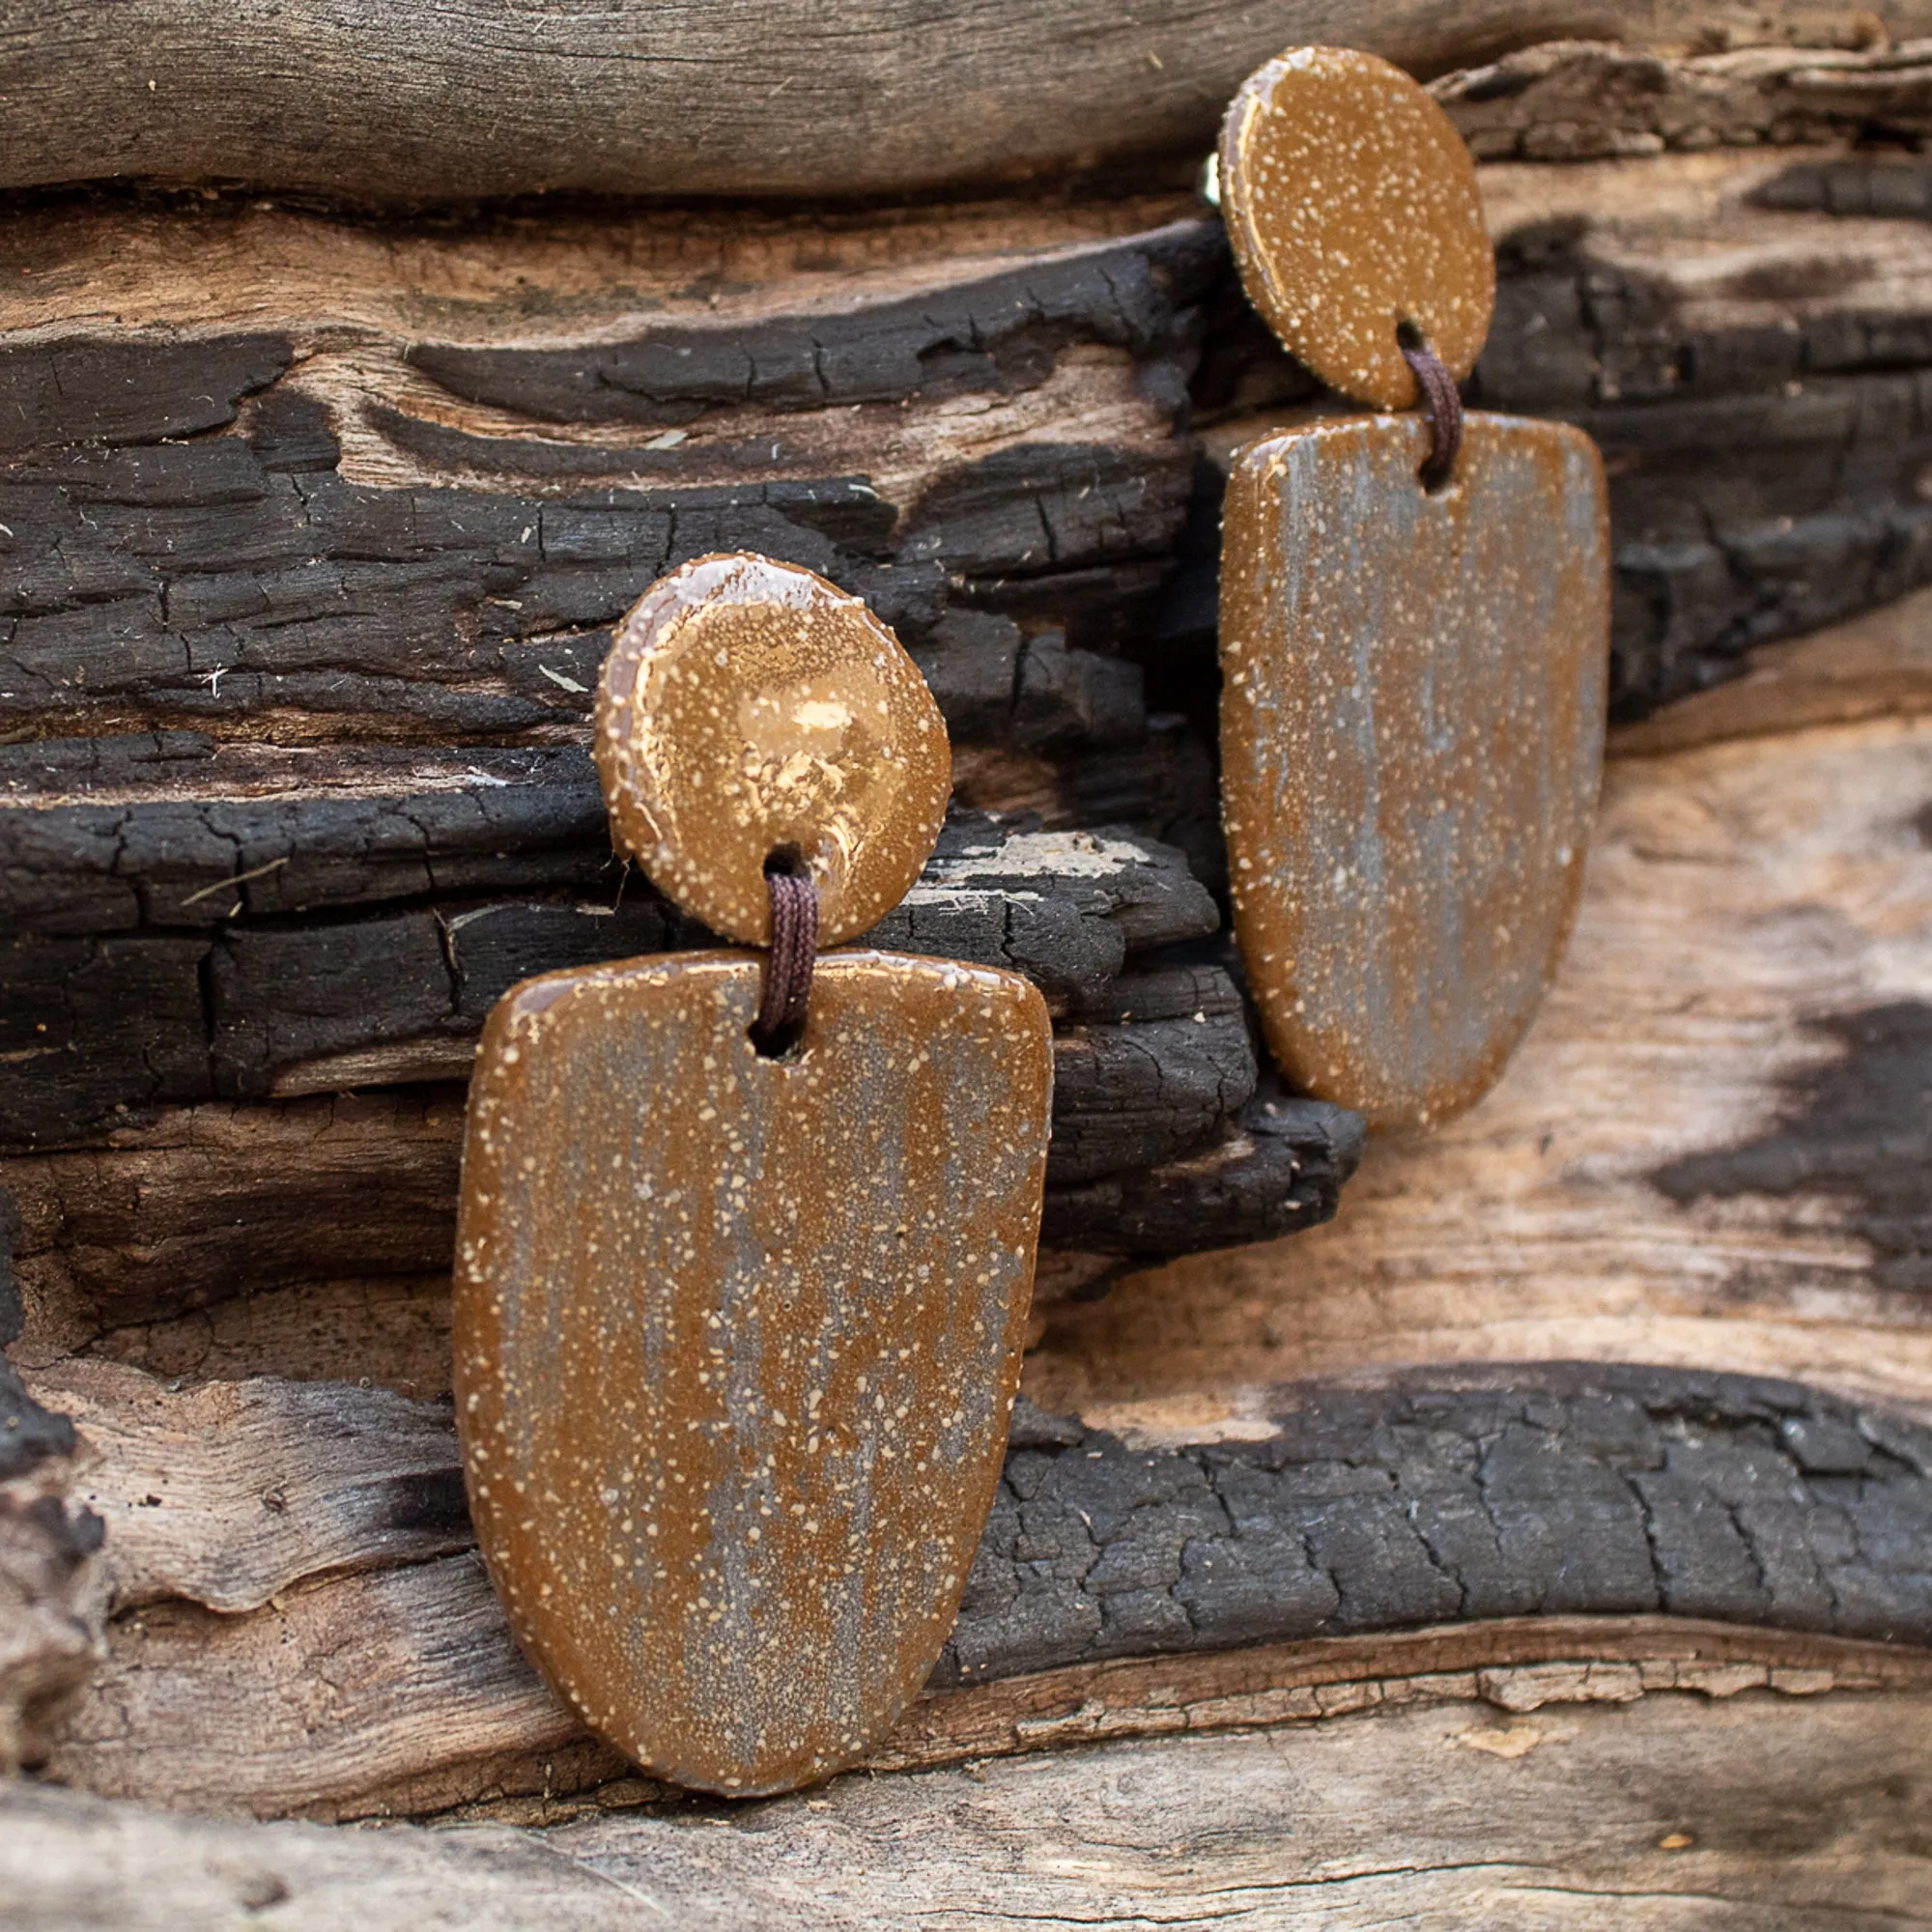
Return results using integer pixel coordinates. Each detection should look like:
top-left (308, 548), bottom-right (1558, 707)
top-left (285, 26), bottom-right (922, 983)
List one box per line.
top-left (943, 1364), bottom-right (1932, 1683)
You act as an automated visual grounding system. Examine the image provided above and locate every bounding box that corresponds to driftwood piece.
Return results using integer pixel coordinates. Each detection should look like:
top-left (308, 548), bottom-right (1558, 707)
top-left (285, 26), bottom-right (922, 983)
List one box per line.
top-left (26, 1352), bottom-right (1932, 1817)
top-left (0, 191), bottom-right (1275, 1264)
top-left (0, 4), bottom-right (1910, 205)
top-left (1034, 709), bottom-right (1932, 1433)
top-left (0, 144), bottom-right (1923, 754)
top-left (0, 1355), bottom-right (102, 1773)
top-left (10, 1687), bottom-right (1932, 1930)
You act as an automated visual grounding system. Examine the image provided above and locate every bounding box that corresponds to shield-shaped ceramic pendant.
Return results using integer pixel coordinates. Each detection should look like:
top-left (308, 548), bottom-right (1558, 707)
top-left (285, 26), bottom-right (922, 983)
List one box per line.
top-left (1219, 410), bottom-right (1609, 1129)
top-left (454, 948), bottom-right (1051, 1794)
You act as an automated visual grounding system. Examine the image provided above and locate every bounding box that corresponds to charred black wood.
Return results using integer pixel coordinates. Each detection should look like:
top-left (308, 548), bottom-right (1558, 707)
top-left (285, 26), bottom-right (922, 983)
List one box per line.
top-left (39, 1352), bottom-right (1932, 1685)
top-left (1183, 191), bottom-right (1932, 722)
top-left (939, 1363), bottom-right (1932, 1683)
top-left (1654, 1002), bottom-right (1932, 1296)
top-left (0, 223), bottom-right (1215, 744)
top-left (0, 807), bottom-right (1222, 1144)
top-left (404, 234), bottom-right (1214, 425)
top-left (1046, 967), bottom-right (1255, 1184)
top-left (1040, 1083), bottom-right (1364, 1260)
top-left (2, 995), bottom-right (1295, 1346)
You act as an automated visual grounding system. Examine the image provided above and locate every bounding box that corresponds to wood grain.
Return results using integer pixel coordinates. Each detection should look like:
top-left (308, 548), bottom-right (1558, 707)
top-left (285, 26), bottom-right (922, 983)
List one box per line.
top-left (0, 803), bottom-right (1221, 1142)
top-left (1030, 710), bottom-right (1932, 1432)
top-left (7, 1688), bottom-right (1932, 1926)
top-left (8, 141), bottom-right (1932, 1177)
top-left (0, 5), bottom-right (1907, 204)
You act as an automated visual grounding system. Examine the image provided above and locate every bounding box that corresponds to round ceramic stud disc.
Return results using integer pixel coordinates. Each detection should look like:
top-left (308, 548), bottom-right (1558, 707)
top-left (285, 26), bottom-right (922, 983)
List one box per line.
top-left (594, 554), bottom-right (952, 947)
top-left (1219, 46), bottom-right (1495, 410)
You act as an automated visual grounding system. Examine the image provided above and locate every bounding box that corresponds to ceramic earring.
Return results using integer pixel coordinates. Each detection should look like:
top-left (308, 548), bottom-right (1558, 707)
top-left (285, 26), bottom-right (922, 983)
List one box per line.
top-left (1216, 47), bottom-right (1610, 1129)
top-left (452, 553), bottom-right (1053, 1795)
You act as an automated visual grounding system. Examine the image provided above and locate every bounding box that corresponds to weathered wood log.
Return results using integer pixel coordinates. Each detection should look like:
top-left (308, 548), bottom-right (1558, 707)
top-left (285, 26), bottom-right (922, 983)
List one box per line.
top-left (23, 1351), bottom-right (1932, 1817)
top-left (0, 192), bottom-right (1311, 1266)
top-left (1036, 709), bottom-right (1932, 1430)
top-left (4, 19), bottom-right (1932, 1861)
top-left (26, 653), bottom-right (1926, 1831)
top-left (0, 5), bottom-right (1913, 205)
top-left (0, 198), bottom-right (1212, 738)
top-left (13, 699), bottom-right (1923, 1404)
top-left (3, 142), bottom-right (1927, 757)
top-left (10, 1683), bottom-right (1932, 1927)
top-left (1437, 35), bottom-right (1932, 158)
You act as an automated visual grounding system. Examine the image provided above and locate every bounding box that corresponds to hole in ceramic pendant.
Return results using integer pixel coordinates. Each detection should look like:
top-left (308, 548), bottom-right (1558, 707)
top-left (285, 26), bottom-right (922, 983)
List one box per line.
top-left (750, 1017), bottom-right (809, 1061)
top-left (750, 995), bottom-right (810, 1062)
top-left (763, 843), bottom-right (807, 880)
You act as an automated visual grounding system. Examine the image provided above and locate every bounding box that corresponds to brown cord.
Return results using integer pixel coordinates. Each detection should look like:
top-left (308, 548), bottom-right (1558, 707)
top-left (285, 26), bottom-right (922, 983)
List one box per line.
top-left (753, 868), bottom-right (818, 1052)
top-left (1400, 341), bottom-right (1463, 491)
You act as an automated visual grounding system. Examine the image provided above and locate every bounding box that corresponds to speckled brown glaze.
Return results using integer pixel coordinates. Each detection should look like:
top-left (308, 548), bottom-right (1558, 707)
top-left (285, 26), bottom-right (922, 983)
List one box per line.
top-left (1219, 46), bottom-right (1494, 409)
top-left (595, 554), bottom-right (952, 947)
top-left (1220, 412), bottom-right (1608, 1130)
top-left (453, 950), bottom-right (1052, 1794)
